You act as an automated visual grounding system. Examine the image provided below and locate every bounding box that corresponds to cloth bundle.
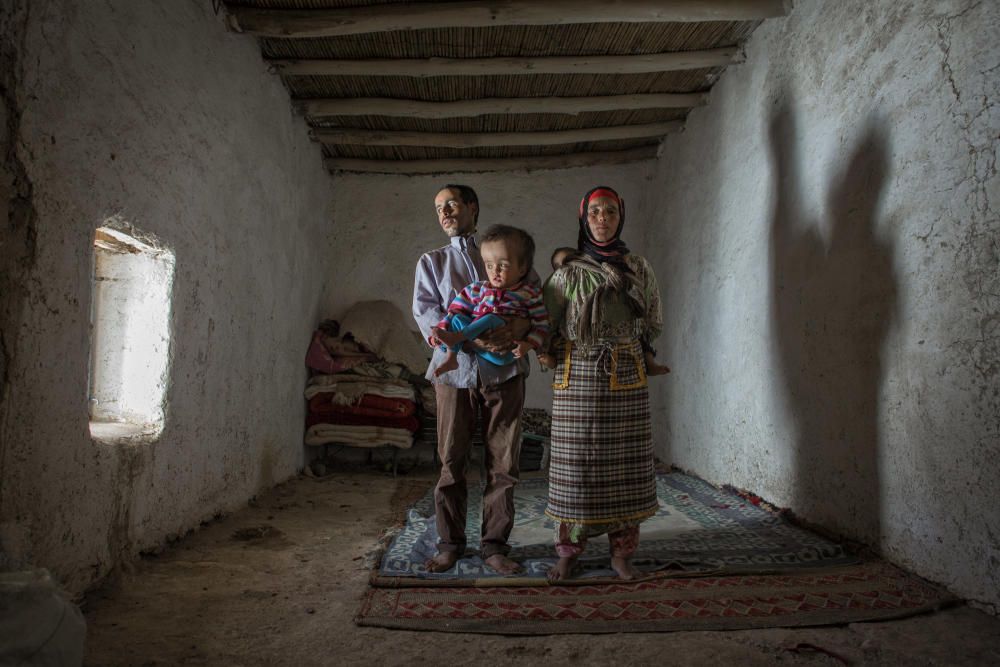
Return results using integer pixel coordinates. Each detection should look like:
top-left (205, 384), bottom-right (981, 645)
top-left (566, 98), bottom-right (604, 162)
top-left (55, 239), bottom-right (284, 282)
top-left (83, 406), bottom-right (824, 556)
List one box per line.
top-left (304, 309), bottom-right (425, 450)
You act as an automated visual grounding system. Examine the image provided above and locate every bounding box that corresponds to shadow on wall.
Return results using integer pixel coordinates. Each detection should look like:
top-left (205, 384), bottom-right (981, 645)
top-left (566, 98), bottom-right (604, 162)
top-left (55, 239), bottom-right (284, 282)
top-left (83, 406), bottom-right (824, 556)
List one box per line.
top-left (769, 103), bottom-right (897, 547)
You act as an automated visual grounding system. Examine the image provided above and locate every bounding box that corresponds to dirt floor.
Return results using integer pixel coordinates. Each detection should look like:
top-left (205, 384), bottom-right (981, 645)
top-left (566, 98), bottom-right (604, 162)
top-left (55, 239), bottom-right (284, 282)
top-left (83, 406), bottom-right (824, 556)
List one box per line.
top-left (82, 464), bottom-right (1000, 666)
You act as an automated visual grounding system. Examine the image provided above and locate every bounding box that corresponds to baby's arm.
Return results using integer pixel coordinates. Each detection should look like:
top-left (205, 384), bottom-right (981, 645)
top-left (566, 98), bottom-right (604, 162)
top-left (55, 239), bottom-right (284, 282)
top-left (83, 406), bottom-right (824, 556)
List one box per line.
top-left (477, 271), bottom-right (548, 351)
top-left (522, 284), bottom-right (550, 351)
top-left (505, 286), bottom-right (549, 362)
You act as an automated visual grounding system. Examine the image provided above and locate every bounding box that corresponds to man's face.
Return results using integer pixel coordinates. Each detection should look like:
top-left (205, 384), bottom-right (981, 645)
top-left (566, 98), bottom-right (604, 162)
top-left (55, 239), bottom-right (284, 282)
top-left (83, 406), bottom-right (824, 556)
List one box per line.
top-left (435, 188), bottom-right (477, 237)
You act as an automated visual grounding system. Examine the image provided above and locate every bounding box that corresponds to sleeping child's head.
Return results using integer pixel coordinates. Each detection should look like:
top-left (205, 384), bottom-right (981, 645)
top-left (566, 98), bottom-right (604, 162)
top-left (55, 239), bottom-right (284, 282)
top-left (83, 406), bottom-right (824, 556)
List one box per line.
top-left (550, 246), bottom-right (580, 270)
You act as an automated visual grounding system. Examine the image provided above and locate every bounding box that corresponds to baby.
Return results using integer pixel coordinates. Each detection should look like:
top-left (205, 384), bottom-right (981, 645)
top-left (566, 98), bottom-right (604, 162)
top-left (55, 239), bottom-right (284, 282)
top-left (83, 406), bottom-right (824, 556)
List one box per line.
top-left (538, 246), bottom-right (670, 376)
top-left (431, 224), bottom-right (548, 377)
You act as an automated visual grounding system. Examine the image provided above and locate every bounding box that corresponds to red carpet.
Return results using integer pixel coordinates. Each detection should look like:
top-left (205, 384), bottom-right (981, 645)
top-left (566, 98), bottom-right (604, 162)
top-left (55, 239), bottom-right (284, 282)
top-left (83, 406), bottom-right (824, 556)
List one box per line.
top-left (356, 559), bottom-right (955, 634)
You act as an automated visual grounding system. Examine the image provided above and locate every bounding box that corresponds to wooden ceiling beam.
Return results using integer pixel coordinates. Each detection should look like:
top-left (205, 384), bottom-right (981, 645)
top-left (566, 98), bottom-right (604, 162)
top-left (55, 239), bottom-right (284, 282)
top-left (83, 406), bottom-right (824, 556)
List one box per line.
top-left (298, 93), bottom-right (706, 119)
top-left (228, 1), bottom-right (791, 38)
top-left (269, 47), bottom-right (739, 77)
top-left (324, 146), bottom-right (660, 174)
top-left (311, 121), bottom-right (682, 148)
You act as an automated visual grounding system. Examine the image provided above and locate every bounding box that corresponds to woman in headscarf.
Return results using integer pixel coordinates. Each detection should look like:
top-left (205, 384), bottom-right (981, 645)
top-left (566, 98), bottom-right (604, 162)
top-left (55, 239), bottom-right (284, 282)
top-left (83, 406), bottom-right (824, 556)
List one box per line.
top-left (542, 185), bottom-right (665, 581)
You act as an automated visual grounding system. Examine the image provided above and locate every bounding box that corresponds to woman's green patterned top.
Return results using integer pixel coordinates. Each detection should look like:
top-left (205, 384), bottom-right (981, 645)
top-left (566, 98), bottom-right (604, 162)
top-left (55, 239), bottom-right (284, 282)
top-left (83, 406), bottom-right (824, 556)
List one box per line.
top-left (543, 254), bottom-right (662, 347)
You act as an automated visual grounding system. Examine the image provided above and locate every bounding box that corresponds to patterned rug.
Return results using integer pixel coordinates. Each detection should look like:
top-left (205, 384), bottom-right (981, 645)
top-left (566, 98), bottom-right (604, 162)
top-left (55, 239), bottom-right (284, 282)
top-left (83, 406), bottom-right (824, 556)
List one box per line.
top-left (356, 559), bottom-right (957, 634)
top-left (374, 472), bottom-right (856, 586)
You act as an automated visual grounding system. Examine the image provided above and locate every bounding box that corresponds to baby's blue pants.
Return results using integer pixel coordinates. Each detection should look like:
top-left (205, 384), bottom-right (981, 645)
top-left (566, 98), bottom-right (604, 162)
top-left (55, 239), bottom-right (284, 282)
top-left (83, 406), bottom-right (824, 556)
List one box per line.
top-left (443, 313), bottom-right (515, 366)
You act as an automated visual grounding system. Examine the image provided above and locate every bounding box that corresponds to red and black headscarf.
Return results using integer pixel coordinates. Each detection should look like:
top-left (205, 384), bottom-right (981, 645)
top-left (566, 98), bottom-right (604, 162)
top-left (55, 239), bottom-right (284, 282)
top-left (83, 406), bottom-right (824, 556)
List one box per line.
top-left (577, 185), bottom-right (631, 271)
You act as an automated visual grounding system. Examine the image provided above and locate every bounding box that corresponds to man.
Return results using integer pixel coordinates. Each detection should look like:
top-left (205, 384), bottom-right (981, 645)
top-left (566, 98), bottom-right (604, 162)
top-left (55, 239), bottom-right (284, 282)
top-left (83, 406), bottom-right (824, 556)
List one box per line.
top-left (412, 184), bottom-right (534, 574)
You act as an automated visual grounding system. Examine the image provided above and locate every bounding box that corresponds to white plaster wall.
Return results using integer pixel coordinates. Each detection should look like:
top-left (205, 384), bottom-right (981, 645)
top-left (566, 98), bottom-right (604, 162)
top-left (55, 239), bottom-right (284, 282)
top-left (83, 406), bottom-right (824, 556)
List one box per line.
top-left (323, 164), bottom-right (656, 410)
top-left (0, 0), bottom-right (335, 594)
top-left (645, 0), bottom-right (999, 609)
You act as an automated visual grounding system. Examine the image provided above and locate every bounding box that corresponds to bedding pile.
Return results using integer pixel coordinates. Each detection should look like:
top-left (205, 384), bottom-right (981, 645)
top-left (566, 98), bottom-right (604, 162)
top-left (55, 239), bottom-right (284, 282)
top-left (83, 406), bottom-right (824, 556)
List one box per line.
top-left (304, 301), bottom-right (431, 449)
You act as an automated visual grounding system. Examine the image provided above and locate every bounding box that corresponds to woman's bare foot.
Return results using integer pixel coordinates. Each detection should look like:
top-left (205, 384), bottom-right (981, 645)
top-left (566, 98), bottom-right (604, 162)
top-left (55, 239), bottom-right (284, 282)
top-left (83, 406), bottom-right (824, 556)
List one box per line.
top-left (611, 556), bottom-right (642, 580)
top-left (433, 352), bottom-right (460, 377)
top-left (424, 551), bottom-right (459, 573)
top-left (484, 554), bottom-right (523, 574)
top-left (546, 556), bottom-right (578, 582)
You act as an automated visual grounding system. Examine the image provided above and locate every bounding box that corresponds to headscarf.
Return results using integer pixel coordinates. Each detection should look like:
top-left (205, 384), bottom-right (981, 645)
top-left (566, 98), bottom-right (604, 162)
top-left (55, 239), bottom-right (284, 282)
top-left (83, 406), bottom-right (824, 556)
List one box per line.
top-left (563, 186), bottom-right (645, 345)
top-left (577, 185), bottom-right (630, 272)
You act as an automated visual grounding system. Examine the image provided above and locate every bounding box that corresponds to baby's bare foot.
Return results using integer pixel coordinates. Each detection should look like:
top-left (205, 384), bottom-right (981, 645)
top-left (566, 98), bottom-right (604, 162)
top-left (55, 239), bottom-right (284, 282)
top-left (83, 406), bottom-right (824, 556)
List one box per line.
top-left (433, 328), bottom-right (465, 347)
top-left (434, 354), bottom-right (460, 377)
top-left (646, 361), bottom-right (671, 376)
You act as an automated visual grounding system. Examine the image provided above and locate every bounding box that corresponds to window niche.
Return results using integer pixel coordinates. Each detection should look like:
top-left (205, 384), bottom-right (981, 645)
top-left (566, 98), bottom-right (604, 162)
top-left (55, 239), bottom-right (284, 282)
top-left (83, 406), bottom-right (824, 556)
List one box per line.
top-left (88, 223), bottom-right (175, 442)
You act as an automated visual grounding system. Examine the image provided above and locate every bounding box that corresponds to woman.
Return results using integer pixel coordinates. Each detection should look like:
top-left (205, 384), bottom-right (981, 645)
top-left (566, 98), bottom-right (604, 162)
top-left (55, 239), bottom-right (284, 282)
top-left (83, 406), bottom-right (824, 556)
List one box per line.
top-left (543, 185), bottom-right (664, 581)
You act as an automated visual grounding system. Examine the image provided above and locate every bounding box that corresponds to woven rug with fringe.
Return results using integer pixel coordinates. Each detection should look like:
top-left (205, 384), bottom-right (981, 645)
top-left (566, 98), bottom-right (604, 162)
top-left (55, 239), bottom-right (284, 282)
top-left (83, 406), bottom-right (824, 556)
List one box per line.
top-left (372, 472), bottom-right (857, 586)
top-left (356, 559), bottom-right (956, 634)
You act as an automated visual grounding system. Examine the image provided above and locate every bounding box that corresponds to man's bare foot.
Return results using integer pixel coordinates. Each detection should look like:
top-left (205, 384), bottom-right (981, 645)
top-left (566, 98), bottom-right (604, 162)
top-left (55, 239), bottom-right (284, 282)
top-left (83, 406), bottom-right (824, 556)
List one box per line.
top-left (433, 353), bottom-right (460, 377)
top-left (484, 553), bottom-right (523, 574)
top-left (611, 556), bottom-right (642, 580)
top-left (546, 556), bottom-right (578, 582)
top-left (424, 551), bottom-right (459, 572)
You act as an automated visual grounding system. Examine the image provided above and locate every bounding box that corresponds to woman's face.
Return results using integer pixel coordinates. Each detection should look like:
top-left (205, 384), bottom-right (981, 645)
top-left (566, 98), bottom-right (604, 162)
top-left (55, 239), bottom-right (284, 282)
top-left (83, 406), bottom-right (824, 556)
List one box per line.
top-left (586, 196), bottom-right (621, 243)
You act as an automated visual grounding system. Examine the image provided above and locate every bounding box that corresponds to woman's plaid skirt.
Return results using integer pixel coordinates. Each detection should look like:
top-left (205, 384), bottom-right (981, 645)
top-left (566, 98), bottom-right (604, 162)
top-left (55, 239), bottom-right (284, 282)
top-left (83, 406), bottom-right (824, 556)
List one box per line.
top-left (544, 339), bottom-right (658, 527)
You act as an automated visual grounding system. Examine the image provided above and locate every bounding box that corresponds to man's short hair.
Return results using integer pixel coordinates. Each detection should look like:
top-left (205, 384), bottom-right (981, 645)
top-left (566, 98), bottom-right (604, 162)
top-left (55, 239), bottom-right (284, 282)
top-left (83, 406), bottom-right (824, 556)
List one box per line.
top-left (439, 184), bottom-right (479, 224)
top-left (480, 224), bottom-right (536, 271)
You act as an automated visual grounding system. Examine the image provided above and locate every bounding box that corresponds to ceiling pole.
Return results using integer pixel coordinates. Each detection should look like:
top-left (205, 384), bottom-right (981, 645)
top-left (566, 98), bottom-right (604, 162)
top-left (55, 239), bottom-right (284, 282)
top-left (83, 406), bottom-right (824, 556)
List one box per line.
top-left (268, 48), bottom-right (740, 77)
top-left (324, 146), bottom-right (661, 174)
top-left (298, 94), bottom-right (707, 119)
top-left (311, 121), bottom-right (683, 148)
top-left (228, 1), bottom-right (791, 38)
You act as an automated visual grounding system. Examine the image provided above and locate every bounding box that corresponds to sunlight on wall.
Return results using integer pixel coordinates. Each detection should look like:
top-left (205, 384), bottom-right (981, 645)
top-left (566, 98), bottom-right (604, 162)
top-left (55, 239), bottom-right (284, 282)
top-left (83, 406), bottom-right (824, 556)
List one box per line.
top-left (88, 224), bottom-right (175, 442)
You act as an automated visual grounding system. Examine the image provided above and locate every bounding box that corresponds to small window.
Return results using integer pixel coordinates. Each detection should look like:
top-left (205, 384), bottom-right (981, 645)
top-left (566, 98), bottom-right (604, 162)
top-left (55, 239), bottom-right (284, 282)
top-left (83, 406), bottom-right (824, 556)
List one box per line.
top-left (88, 222), bottom-right (175, 442)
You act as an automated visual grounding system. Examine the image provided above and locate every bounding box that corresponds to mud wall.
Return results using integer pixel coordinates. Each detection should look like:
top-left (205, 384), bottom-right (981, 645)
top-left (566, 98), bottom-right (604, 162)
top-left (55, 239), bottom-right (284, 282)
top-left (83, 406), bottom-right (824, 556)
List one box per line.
top-left (645, 0), bottom-right (999, 609)
top-left (0, 0), bottom-right (335, 594)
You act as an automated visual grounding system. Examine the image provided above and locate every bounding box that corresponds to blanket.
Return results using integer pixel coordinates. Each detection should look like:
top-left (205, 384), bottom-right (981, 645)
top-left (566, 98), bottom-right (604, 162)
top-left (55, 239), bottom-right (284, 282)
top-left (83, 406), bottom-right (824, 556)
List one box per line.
top-left (304, 375), bottom-right (415, 402)
top-left (305, 424), bottom-right (413, 448)
top-left (306, 411), bottom-right (420, 433)
top-left (308, 394), bottom-right (416, 419)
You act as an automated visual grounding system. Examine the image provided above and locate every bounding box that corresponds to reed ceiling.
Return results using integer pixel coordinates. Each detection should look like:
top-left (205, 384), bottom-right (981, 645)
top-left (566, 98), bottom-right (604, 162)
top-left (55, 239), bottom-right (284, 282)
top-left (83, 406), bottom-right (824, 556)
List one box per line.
top-left (222, 0), bottom-right (788, 174)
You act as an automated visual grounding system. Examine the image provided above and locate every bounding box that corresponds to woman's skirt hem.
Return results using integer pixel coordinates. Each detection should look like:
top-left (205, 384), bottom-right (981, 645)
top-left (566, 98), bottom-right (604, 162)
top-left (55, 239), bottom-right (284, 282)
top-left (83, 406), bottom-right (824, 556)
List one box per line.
top-left (544, 506), bottom-right (657, 527)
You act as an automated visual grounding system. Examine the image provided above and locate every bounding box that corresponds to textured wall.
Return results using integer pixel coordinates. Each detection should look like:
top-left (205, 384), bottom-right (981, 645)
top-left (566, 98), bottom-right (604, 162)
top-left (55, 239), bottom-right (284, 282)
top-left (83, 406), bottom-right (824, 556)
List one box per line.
top-left (323, 165), bottom-right (656, 410)
top-left (0, 0), bottom-right (335, 594)
top-left (645, 0), bottom-right (999, 609)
